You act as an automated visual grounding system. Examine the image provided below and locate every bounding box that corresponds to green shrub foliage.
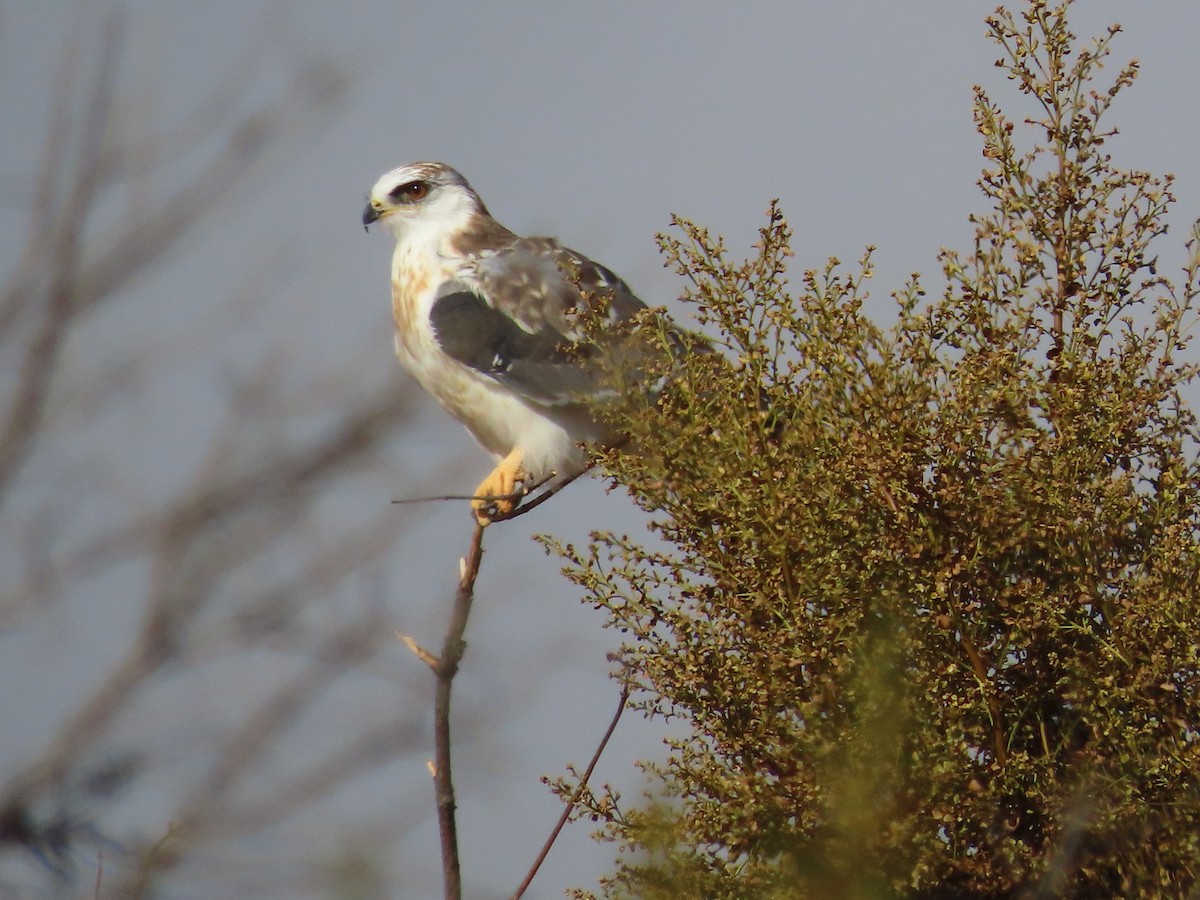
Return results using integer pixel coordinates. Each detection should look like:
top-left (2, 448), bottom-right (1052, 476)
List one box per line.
top-left (549, 3), bottom-right (1200, 897)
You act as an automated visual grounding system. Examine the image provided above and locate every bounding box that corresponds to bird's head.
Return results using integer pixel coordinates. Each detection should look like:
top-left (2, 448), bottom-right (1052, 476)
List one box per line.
top-left (362, 162), bottom-right (485, 240)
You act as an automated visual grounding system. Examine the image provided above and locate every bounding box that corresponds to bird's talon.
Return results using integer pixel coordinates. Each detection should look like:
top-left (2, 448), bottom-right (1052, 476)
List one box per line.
top-left (472, 453), bottom-right (527, 524)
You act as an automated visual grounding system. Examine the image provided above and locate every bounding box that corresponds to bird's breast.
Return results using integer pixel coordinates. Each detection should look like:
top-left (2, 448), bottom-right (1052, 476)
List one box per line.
top-left (389, 251), bottom-right (568, 466)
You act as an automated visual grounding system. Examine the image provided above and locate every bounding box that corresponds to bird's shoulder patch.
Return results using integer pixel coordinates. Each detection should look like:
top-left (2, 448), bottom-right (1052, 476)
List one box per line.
top-left (465, 237), bottom-right (647, 341)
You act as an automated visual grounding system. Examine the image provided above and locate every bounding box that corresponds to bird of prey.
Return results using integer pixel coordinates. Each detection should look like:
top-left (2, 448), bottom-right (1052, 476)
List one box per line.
top-left (362, 162), bottom-right (685, 524)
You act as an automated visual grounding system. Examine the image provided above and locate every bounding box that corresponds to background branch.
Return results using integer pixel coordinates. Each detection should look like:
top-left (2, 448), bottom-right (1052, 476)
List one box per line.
top-left (0, 13), bottom-right (446, 897)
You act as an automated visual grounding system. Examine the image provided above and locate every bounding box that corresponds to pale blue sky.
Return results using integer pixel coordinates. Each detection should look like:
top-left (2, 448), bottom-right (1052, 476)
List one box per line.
top-left (1, 3), bottom-right (1197, 897)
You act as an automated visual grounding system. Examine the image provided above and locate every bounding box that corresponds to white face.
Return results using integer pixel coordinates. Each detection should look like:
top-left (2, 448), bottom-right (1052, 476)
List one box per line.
top-left (363, 162), bottom-right (482, 241)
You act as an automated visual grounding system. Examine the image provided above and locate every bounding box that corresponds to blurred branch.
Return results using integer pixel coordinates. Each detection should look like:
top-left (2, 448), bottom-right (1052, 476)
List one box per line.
top-left (0, 10), bottom-right (445, 898)
top-left (123, 615), bottom-right (387, 898)
top-left (5, 382), bottom-right (411, 786)
top-left (0, 10), bottom-right (347, 516)
top-left (0, 12), bottom-right (122, 509)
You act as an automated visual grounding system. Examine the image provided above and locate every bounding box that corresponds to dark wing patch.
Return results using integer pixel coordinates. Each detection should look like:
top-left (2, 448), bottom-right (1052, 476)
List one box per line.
top-left (429, 287), bottom-right (598, 405)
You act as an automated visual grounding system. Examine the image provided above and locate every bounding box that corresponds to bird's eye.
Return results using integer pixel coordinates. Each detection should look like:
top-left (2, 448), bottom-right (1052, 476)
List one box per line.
top-left (390, 181), bottom-right (429, 203)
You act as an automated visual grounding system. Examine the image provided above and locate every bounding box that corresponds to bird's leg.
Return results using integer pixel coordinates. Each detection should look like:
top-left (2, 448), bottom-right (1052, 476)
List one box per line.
top-left (472, 449), bottom-right (527, 524)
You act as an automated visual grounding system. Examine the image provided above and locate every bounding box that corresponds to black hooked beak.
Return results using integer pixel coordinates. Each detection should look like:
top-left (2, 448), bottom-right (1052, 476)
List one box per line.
top-left (362, 202), bottom-right (381, 230)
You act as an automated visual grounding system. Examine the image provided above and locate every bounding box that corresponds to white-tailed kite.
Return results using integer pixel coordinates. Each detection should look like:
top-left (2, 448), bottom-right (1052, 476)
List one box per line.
top-left (363, 162), bottom-right (688, 524)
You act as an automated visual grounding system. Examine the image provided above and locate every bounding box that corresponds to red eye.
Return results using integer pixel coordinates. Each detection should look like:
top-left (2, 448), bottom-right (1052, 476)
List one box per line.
top-left (390, 181), bottom-right (429, 202)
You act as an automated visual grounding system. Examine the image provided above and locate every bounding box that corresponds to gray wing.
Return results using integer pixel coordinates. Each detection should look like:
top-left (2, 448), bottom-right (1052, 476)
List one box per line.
top-left (430, 237), bottom-right (657, 406)
top-left (469, 237), bottom-right (647, 338)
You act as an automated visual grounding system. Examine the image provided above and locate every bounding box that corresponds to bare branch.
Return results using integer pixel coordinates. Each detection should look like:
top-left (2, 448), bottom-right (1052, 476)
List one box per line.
top-left (400, 632), bottom-right (439, 669)
top-left (427, 520), bottom-right (486, 900)
top-left (511, 682), bottom-right (630, 900)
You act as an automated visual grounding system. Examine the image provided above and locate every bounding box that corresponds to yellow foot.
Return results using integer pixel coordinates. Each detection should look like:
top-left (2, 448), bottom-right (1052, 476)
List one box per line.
top-left (472, 450), bottom-right (527, 525)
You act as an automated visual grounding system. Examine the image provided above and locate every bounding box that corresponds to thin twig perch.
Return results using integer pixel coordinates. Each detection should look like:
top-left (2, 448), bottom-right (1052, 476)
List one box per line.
top-left (489, 465), bottom-right (593, 523)
top-left (423, 519), bottom-right (486, 900)
top-left (410, 455), bottom-right (619, 899)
